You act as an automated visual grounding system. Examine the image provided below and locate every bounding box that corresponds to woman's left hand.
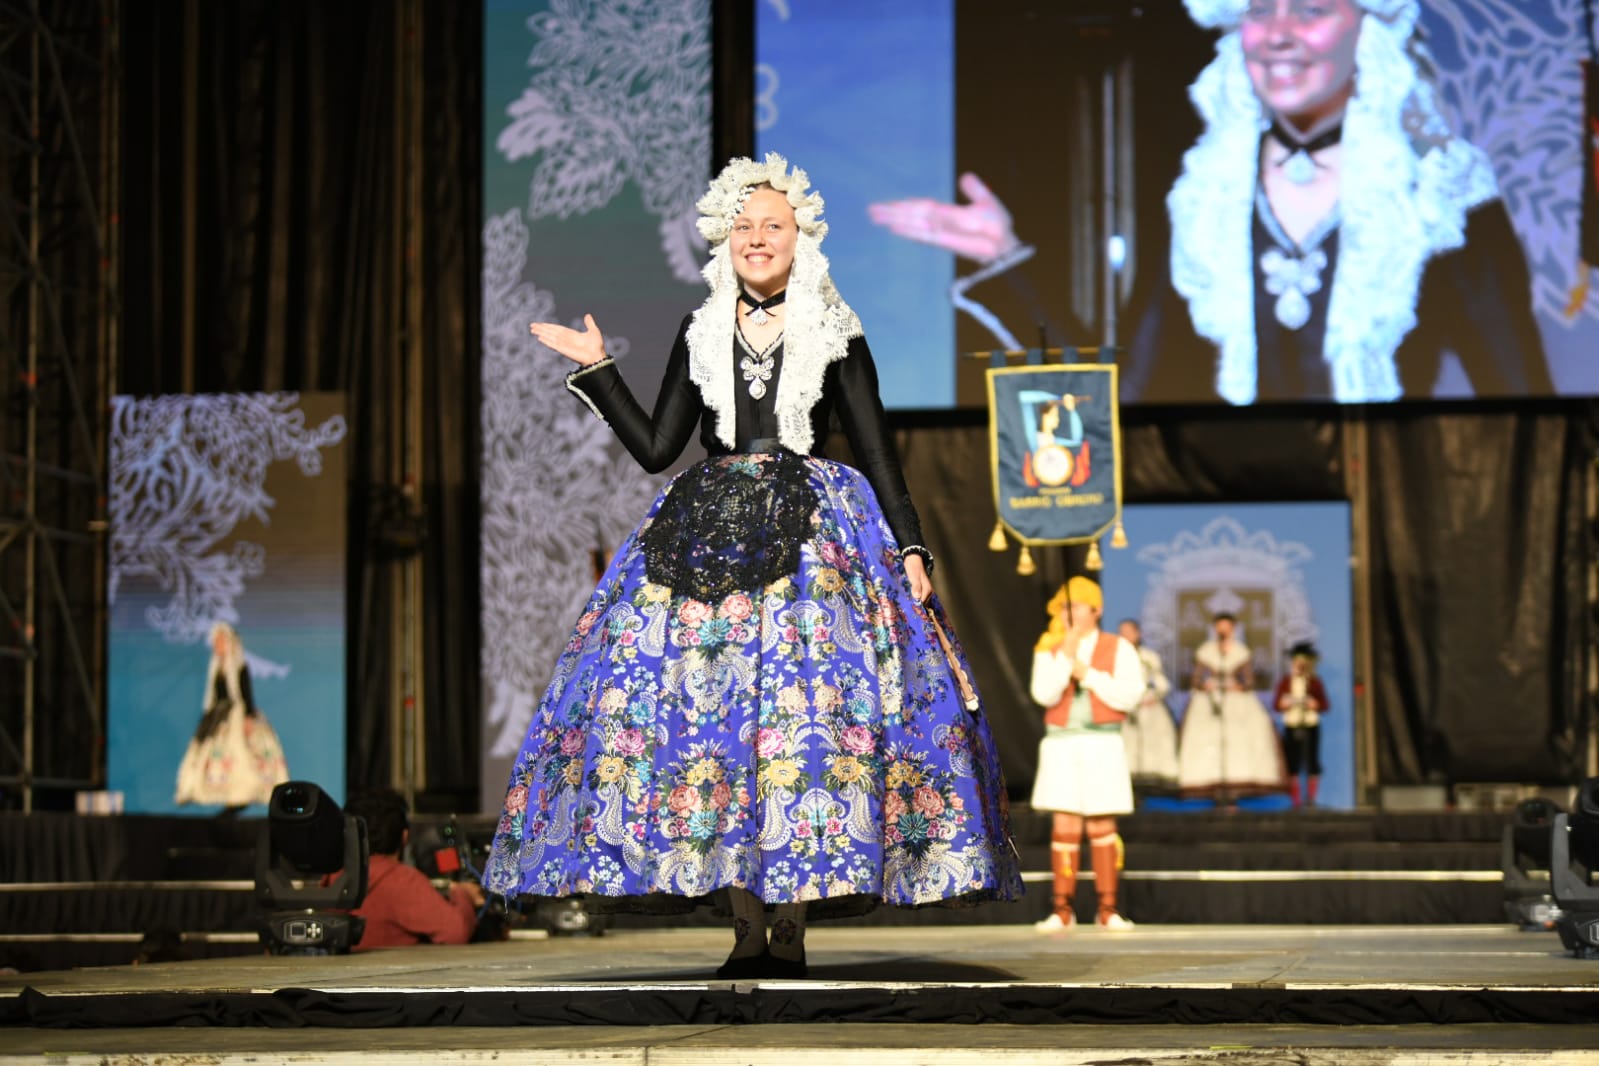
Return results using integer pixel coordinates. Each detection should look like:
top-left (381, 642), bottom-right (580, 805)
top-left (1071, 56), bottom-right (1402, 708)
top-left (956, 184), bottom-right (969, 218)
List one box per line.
top-left (904, 553), bottom-right (933, 603)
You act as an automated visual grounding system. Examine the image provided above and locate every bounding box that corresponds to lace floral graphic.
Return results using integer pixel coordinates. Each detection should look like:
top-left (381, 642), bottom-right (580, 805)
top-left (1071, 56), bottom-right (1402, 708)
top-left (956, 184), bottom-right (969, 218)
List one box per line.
top-left (496, 0), bottom-right (711, 284)
top-left (480, 209), bottom-right (659, 761)
top-left (108, 394), bottom-right (348, 671)
top-left (1133, 515), bottom-right (1318, 683)
top-left (1424, 0), bottom-right (1598, 329)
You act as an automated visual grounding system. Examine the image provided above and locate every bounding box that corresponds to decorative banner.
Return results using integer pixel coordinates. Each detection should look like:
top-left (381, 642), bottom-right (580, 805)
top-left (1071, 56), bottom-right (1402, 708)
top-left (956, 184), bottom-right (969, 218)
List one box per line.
top-left (1583, 58), bottom-right (1599, 266)
top-left (987, 362), bottom-right (1121, 547)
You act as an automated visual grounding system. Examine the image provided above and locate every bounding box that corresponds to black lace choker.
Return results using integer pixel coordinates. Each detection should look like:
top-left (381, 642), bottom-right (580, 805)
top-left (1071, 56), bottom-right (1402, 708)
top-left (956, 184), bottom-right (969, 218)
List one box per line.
top-left (738, 288), bottom-right (787, 326)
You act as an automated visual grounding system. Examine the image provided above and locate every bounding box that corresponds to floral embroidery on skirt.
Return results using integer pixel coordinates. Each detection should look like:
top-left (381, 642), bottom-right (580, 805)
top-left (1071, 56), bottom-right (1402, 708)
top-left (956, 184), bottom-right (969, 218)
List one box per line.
top-left (484, 454), bottom-right (1021, 914)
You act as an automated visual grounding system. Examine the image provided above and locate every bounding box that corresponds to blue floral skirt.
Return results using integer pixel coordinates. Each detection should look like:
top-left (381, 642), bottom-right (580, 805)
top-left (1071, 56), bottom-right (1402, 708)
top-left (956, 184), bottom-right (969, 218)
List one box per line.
top-left (483, 454), bottom-right (1022, 915)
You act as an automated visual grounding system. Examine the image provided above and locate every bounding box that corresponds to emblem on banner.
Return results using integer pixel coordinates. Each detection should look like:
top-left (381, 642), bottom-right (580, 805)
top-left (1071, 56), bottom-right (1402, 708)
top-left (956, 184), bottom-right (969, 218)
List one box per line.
top-left (985, 360), bottom-right (1123, 573)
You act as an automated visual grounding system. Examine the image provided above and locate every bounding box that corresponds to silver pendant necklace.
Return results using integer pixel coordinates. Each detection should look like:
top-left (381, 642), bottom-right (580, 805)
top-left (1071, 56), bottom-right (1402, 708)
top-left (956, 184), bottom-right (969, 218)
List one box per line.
top-left (736, 328), bottom-right (781, 400)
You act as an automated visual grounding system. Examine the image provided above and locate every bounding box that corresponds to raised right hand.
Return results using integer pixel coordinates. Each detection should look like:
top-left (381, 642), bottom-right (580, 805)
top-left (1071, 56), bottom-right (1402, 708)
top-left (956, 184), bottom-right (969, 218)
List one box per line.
top-left (529, 314), bottom-right (606, 367)
top-left (867, 172), bottom-right (1020, 264)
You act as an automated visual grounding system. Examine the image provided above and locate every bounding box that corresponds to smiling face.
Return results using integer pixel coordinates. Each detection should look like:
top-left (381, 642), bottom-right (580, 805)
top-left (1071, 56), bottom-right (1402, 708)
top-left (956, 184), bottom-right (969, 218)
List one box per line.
top-left (729, 186), bottom-right (797, 298)
top-left (1241, 0), bottom-right (1362, 132)
top-left (1067, 600), bottom-right (1101, 631)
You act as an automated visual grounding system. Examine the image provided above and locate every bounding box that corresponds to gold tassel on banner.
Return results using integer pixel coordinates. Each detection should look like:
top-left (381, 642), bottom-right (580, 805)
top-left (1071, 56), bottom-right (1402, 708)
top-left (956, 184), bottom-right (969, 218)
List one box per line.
top-left (1016, 544), bottom-right (1036, 575)
top-left (1111, 520), bottom-right (1128, 550)
top-left (988, 520), bottom-right (1009, 552)
top-left (1085, 541), bottom-right (1104, 570)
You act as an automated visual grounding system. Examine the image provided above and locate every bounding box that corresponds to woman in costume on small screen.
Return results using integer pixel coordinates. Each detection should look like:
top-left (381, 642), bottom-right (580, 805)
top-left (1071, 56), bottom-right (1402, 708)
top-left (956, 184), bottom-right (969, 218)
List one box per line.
top-left (174, 622), bottom-right (290, 812)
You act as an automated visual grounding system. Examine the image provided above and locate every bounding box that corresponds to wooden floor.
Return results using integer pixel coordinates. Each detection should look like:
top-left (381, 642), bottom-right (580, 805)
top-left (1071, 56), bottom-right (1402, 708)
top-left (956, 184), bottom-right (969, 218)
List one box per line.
top-left (5, 925), bottom-right (1599, 1064)
top-left (7, 923), bottom-right (1596, 993)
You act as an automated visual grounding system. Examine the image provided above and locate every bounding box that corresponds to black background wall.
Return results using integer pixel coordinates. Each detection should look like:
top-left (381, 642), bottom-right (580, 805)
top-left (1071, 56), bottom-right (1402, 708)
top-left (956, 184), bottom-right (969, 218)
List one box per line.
top-left (120, 0), bottom-right (483, 806)
top-left (111, 0), bottom-right (1593, 806)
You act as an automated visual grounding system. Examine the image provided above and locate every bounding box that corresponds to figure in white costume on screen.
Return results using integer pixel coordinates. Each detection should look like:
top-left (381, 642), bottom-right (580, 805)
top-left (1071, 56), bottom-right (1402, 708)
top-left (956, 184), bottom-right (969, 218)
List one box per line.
top-left (174, 622), bottom-right (290, 812)
top-left (1177, 612), bottom-right (1287, 802)
top-left (1117, 619), bottom-right (1181, 792)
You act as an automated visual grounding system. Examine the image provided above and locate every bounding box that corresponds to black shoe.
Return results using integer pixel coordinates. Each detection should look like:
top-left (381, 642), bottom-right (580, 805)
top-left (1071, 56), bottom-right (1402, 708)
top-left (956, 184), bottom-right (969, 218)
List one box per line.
top-left (715, 948), bottom-right (770, 979)
top-left (762, 947), bottom-right (808, 979)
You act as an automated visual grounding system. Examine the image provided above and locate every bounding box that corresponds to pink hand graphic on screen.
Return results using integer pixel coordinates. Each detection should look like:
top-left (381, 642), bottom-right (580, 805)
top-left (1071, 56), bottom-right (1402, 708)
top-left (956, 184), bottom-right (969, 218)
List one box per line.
top-left (867, 172), bottom-right (1021, 265)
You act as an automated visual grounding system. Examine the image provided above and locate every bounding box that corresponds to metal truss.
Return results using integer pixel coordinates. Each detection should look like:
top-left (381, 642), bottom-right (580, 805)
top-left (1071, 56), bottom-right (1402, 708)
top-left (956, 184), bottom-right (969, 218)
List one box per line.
top-left (0, 0), bottom-right (118, 810)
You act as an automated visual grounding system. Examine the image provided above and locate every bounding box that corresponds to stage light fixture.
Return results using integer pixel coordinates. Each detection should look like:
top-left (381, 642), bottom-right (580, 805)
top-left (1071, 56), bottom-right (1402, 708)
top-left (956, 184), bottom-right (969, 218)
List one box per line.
top-left (1551, 777), bottom-right (1599, 958)
top-left (1501, 797), bottom-right (1562, 930)
top-left (255, 781), bottom-right (369, 956)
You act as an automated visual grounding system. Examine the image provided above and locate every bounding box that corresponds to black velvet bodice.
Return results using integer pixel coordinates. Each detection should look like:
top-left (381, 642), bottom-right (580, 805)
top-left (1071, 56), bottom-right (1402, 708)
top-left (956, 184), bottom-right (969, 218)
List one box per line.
top-left (733, 329), bottom-right (784, 444)
top-left (567, 314), bottom-right (925, 550)
top-left (1251, 191), bottom-right (1338, 402)
top-left (1119, 197), bottom-right (1551, 404)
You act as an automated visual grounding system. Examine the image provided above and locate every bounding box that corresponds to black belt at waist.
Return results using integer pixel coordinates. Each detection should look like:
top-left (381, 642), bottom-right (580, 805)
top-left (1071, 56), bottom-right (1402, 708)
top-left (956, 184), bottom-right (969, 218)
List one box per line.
top-left (714, 438), bottom-right (823, 457)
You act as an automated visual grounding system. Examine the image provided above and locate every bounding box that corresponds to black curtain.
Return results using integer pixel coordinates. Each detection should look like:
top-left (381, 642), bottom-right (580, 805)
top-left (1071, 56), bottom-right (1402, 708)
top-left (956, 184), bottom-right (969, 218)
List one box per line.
top-left (898, 402), bottom-right (1591, 794)
top-left (119, 0), bottom-right (482, 805)
top-left (110, 0), bottom-right (1590, 806)
top-left (896, 409), bottom-right (1344, 791)
top-left (1366, 406), bottom-right (1594, 785)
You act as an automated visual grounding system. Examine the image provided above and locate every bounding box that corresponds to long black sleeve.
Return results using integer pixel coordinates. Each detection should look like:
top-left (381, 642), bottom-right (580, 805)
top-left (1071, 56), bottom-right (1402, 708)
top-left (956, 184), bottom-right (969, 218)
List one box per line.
top-left (831, 336), bottom-right (926, 551)
top-left (1434, 201), bottom-right (1554, 398)
top-left (565, 316), bottom-right (704, 474)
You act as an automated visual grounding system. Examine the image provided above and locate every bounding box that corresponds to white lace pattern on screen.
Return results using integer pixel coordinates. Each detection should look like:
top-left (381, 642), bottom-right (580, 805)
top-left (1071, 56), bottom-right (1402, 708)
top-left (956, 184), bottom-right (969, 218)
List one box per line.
top-left (1134, 516), bottom-right (1319, 687)
top-left (479, 210), bottom-right (660, 762)
top-left (496, 0), bottom-right (712, 285)
top-left (108, 394), bottom-right (347, 670)
top-left (1421, 0), bottom-right (1599, 332)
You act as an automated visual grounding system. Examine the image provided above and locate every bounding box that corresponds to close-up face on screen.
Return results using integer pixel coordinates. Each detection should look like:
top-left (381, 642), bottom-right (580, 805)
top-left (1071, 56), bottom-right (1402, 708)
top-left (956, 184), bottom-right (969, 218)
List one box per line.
top-left (757, 0), bottom-right (1599, 409)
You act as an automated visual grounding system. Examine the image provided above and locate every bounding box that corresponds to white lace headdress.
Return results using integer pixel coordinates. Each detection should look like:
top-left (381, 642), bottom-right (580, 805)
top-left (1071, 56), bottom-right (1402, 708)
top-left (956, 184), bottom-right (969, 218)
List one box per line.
top-left (1183, 0), bottom-right (1416, 29)
top-left (685, 152), bottom-right (862, 453)
top-left (203, 621), bottom-right (246, 710)
top-left (1170, 0), bottom-right (1498, 403)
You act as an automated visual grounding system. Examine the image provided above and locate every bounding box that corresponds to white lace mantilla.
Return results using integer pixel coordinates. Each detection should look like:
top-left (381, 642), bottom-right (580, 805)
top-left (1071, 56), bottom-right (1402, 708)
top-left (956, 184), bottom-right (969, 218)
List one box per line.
top-left (1170, 9), bottom-right (1499, 403)
top-left (496, 0), bottom-right (710, 285)
top-left (684, 230), bottom-right (861, 455)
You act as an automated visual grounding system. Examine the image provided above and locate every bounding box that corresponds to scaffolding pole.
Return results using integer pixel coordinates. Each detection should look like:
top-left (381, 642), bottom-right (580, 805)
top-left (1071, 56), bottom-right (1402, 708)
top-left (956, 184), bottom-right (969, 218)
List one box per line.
top-left (0, 0), bottom-right (118, 810)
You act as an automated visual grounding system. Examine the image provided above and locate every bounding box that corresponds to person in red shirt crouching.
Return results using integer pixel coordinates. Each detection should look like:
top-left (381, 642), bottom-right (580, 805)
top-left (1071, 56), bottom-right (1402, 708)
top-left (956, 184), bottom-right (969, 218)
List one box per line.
top-left (340, 788), bottom-right (485, 950)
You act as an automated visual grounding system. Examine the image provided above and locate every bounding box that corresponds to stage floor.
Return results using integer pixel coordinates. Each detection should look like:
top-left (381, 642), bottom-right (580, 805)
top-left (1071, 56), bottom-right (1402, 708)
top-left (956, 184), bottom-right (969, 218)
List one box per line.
top-left (6, 923), bottom-right (1597, 993)
top-left (5, 926), bottom-right (1599, 1063)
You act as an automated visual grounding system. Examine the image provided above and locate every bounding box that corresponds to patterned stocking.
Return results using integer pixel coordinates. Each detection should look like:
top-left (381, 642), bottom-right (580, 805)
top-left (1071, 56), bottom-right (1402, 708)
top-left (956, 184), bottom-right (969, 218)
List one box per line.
top-left (769, 901), bottom-right (807, 962)
top-left (725, 887), bottom-right (767, 961)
